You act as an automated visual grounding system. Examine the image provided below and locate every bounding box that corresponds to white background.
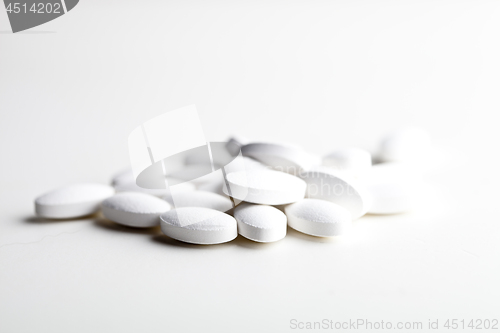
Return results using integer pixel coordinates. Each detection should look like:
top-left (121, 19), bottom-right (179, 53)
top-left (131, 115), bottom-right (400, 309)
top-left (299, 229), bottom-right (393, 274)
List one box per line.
top-left (1, 1), bottom-right (499, 332)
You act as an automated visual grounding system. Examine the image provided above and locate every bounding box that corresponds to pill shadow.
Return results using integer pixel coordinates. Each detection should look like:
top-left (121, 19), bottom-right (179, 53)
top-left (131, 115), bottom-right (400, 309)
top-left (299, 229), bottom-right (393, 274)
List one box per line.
top-left (151, 233), bottom-right (271, 250)
top-left (285, 226), bottom-right (340, 243)
top-left (23, 215), bottom-right (98, 224)
top-left (232, 234), bottom-right (283, 249)
top-left (151, 234), bottom-right (233, 249)
top-left (153, 233), bottom-right (295, 249)
top-left (94, 217), bottom-right (162, 236)
top-left (365, 212), bottom-right (410, 217)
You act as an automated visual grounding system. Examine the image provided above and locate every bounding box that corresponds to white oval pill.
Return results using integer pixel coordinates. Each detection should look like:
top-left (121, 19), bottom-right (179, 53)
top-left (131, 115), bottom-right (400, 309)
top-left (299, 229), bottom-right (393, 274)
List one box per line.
top-left (223, 169), bottom-right (306, 205)
top-left (221, 156), bottom-right (268, 176)
top-left (241, 142), bottom-right (319, 175)
top-left (285, 199), bottom-right (352, 237)
top-left (233, 203), bottom-right (287, 243)
top-left (101, 192), bottom-right (171, 227)
top-left (35, 183), bottom-right (114, 219)
top-left (300, 167), bottom-right (371, 219)
top-left (378, 127), bottom-right (431, 163)
top-left (322, 148), bottom-right (372, 177)
top-left (164, 190), bottom-right (233, 212)
top-left (160, 207), bottom-right (237, 244)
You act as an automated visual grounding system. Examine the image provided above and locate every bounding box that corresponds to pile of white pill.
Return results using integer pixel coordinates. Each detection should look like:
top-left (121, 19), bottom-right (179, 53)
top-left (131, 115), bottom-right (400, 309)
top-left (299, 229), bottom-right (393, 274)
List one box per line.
top-left (34, 127), bottom-right (432, 245)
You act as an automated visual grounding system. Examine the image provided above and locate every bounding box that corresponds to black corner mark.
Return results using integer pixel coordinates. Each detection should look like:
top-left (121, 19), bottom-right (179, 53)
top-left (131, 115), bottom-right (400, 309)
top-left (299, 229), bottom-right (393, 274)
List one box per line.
top-left (3, 0), bottom-right (79, 33)
top-left (64, 0), bottom-right (76, 11)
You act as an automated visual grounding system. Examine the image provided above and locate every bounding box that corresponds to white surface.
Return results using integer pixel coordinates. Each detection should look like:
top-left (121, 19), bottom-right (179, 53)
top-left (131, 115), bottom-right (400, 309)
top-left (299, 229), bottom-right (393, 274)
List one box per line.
top-left (1, 0), bottom-right (500, 332)
top-left (367, 182), bottom-right (414, 215)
